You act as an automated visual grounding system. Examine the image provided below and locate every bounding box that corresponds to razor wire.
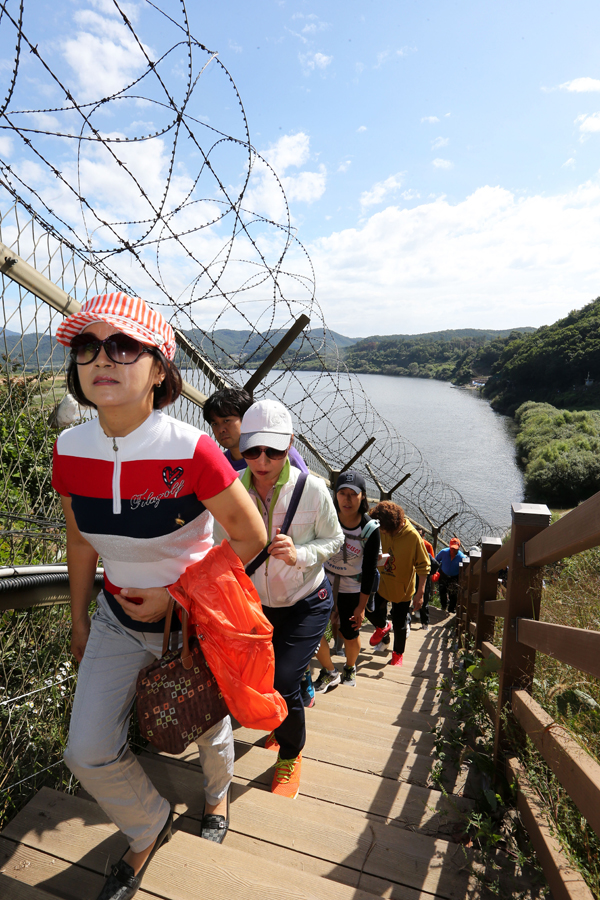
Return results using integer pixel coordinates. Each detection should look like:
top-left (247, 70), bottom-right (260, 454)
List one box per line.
top-left (0, 0), bottom-right (502, 558)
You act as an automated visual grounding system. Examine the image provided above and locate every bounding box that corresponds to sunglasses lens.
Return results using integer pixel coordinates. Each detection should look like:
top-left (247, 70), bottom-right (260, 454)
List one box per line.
top-left (70, 336), bottom-right (99, 364)
top-left (106, 334), bottom-right (143, 364)
top-left (70, 332), bottom-right (146, 364)
top-left (241, 446), bottom-right (287, 460)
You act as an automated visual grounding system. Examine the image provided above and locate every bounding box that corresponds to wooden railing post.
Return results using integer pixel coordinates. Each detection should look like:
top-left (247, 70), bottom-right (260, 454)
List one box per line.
top-left (475, 537), bottom-right (502, 653)
top-left (493, 503), bottom-right (551, 777)
top-left (456, 560), bottom-right (467, 642)
top-left (466, 549), bottom-right (481, 640)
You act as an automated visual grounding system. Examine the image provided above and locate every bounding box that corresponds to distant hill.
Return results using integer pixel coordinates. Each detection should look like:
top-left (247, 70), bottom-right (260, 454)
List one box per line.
top-left (360, 327), bottom-right (536, 343)
top-left (0, 330), bottom-right (63, 370)
top-left (342, 327), bottom-right (536, 383)
top-left (182, 327), bottom-right (358, 368)
top-left (484, 298), bottom-right (600, 414)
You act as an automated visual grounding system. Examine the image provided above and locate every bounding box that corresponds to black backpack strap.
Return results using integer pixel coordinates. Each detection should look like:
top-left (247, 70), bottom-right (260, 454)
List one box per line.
top-left (245, 472), bottom-right (308, 578)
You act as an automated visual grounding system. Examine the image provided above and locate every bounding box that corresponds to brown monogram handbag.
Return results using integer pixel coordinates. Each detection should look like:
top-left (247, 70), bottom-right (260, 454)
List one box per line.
top-left (136, 599), bottom-right (229, 755)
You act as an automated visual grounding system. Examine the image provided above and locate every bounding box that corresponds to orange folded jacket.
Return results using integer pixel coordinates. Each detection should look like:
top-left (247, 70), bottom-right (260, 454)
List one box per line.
top-left (168, 540), bottom-right (287, 732)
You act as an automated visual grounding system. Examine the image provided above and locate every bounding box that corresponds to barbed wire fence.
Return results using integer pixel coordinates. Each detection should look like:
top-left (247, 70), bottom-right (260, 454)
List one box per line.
top-left (0, 0), bottom-right (503, 826)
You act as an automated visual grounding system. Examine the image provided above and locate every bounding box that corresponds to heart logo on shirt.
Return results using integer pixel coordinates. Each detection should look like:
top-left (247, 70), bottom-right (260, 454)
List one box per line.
top-left (162, 466), bottom-right (184, 487)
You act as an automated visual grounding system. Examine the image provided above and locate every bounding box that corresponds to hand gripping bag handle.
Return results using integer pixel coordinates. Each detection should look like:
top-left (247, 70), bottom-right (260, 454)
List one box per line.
top-left (162, 596), bottom-right (194, 670)
top-left (245, 472), bottom-right (308, 578)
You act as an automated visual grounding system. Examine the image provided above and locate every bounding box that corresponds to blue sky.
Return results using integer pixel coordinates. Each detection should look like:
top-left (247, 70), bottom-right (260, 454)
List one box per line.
top-left (2, 0), bottom-right (600, 336)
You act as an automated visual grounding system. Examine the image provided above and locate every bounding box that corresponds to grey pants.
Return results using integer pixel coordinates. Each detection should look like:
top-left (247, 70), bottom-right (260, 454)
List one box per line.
top-left (64, 592), bottom-right (234, 852)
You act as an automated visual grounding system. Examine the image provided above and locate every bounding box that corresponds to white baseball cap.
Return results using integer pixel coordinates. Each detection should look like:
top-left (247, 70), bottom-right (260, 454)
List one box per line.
top-left (239, 399), bottom-right (293, 453)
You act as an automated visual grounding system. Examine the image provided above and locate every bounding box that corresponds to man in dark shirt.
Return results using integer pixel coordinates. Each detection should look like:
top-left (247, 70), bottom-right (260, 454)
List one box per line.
top-left (203, 387), bottom-right (308, 474)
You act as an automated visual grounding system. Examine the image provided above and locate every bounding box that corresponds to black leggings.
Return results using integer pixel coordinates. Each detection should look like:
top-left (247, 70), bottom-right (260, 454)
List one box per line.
top-left (365, 593), bottom-right (411, 656)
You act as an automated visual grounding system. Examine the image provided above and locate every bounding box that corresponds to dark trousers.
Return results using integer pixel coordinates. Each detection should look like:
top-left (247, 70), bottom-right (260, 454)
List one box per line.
top-left (439, 574), bottom-right (459, 613)
top-left (389, 599), bottom-right (411, 655)
top-left (262, 578), bottom-right (333, 759)
top-left (364, 592), bottom-right (387, 630)
top-left (415, 574), bottom-right (431, 626)
top-left (366, 593), bottom-right (411, 656)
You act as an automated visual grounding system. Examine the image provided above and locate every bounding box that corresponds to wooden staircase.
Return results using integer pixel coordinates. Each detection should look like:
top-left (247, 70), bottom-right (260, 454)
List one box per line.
top-left (0, 610), bottom-right (484, 900)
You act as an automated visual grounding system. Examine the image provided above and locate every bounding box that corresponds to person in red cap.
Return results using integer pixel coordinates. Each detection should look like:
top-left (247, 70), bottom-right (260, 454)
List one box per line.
top-left (52, 293), bottom-right (267, 900)
top-left (435, 537), bottom-right (468, 613)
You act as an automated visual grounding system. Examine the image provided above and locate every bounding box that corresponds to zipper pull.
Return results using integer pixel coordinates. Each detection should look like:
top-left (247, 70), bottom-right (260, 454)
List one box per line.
top-left (112, 437), bottom-right (118, 452)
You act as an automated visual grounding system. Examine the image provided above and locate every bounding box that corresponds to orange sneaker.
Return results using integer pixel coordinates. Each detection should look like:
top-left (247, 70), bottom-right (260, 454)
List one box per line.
top-left (264, 731), bottom-right (279, 751)
top-left (271, 753), bottom-right (302, 799)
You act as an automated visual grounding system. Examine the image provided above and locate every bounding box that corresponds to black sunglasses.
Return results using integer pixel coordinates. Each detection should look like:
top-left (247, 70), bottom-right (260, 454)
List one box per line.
top-left (240, 445), bottom-right (288, 461)
top-left (70, 332), bottom-right (154, 366)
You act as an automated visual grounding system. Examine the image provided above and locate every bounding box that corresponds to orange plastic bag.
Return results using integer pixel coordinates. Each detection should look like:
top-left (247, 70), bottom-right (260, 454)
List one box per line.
top-left (169, 540), bottom-right (287, 731)
top-left (431, 571), bottom-right (441, 582)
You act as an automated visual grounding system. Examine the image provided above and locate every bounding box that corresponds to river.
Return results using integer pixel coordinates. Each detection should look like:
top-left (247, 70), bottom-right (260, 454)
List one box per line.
top-left (354, 374), bottom-right (524, 530)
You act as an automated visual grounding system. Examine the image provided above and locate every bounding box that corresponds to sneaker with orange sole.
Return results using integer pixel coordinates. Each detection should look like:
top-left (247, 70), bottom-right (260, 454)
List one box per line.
top-left (390, 651), bottom-right (403, 666)
top-left (272, 753), bottom-right (302, 799)
top-left (264, 731), bottom-right (279, 751)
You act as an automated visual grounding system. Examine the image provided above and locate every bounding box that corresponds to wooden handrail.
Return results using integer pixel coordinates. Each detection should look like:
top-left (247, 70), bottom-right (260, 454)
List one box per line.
top-left (473, 558), bottom-right (482, 576)
top-left (486, 539), bottom-right (511, 573)
top-left (516, 620), bottom-right (600, 680)
top-left (481, 641), bottom-right (501, 662)
top-left (512, 690), bottom-right (600, 840)
top-left (525, 491), bottom-right (600, 568)
top-left (483, 599), bottom-right (506, 617)
top-left (507, 756), bottom-right (595, 900)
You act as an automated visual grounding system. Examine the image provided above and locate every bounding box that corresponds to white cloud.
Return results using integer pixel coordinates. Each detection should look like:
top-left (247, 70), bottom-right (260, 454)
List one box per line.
top-left (560, 77), bottom-right (600, 92)
top-left (401, 189), bottom-right (420, 200)
top-left (431, 136), bottom-right (449, 149)
top-left (244, 133), bottom-right (326, 221)
top-left (284, 167), bottom-right (326, 203)
top-left (421, 116), bottom-right (439, 124)
top-left (314, 52), bottom-right (332, 69)
top-left (338, 160), bottom-right (352, 173)
top-left (360, 173), bottom-right (404, 208)
top-left (0, 136), bottom-right (12, 158)
top-left (357, 125), bottom-right (367, 133)
top-left (263, 132), bottom-right (310, 172)
top-left (432, 158), bottom-right (453, 169)
top-left (562, 157), bottom-right (576, 168)
top-left (575, 112), bottom-right (600, 133)
top-left (229, 40), bottom-right (242, 53)
top-left (61, 8), bottom-right (153, 101)
top-left (299, 51), bottom-right (332, 74)
top-left (307, 181), bottom-right (600, 334)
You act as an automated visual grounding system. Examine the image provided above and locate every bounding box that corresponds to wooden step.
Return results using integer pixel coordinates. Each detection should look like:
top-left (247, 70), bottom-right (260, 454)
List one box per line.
top-left (140, 761), bottom-right (475, 900)
top-left (0, 790), bottom-right (455, 900)
top-left (142, 744), bottom-right (473, 837)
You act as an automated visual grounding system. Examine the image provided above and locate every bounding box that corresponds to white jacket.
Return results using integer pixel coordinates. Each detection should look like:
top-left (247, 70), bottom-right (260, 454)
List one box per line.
top-left (242, 462), bottom-right (344, 608)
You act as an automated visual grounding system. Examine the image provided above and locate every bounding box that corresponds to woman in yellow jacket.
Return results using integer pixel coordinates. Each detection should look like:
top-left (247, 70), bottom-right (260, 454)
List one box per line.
top-left (366, 501), bottom-right (431, 666)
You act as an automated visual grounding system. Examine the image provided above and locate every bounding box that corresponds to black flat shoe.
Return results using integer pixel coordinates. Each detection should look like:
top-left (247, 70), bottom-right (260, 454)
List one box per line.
top-left (200, 791), bottom-right (229, 844)
top-left (96, 810), bottom-right (173, 900)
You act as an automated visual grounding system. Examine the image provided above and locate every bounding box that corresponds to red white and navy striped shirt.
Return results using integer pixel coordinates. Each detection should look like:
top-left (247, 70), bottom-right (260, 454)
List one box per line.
top-left (52, 410), bottom-right (237, 631)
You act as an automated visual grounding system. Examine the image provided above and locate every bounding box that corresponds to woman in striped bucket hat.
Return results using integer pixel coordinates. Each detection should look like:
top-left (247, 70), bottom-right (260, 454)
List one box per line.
top-left (52, 293), bottom-right (267, 900)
